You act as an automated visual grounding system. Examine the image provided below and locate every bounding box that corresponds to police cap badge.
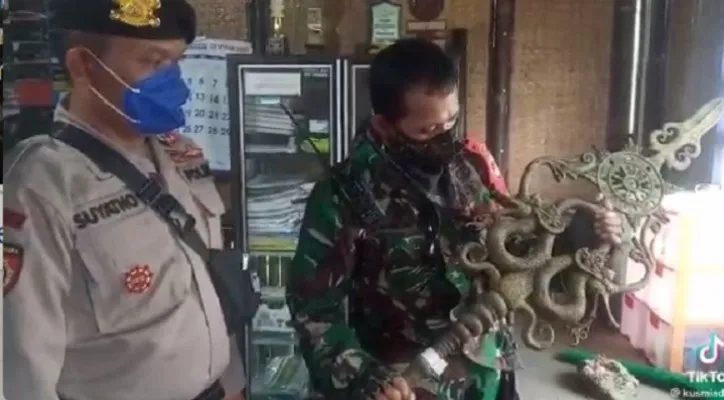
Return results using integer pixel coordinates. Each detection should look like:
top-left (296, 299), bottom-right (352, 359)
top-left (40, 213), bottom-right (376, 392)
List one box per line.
top-left (52, 0), bottom-right (196, 44)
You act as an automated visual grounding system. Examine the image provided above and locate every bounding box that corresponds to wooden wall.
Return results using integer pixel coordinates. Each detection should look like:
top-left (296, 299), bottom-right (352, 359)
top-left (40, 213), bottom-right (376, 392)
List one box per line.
top-left (191, 0), bottom-right (614, 194)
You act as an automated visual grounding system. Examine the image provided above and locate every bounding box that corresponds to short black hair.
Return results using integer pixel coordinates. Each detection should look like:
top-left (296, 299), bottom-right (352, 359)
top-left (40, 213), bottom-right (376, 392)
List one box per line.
top-left (368, 37), bottom-right (458, 122)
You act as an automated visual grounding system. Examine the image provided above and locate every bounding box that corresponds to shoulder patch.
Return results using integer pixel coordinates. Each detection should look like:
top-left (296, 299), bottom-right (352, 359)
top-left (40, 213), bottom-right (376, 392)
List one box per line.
top-left (157, 133), bottom-right (205, 164)
top-left (464, 139), bottom-right (488, 156)
top-left (157, 132), bottom-right (181, 146)
top-left (464, 139), bottom-right (508, 195)
top-left (4, 244), bottom-right (25, 296)
top-left (169, 146), bottom-right (204, 164)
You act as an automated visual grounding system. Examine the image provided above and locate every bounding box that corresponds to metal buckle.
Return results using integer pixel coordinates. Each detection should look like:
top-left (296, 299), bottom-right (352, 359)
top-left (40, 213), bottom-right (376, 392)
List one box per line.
top-left (166, 208), bottom-right (195, 236)
top-left (154, 194), bottom-right (177, 216)
top-left (180, 214), bottom-right (196, 234)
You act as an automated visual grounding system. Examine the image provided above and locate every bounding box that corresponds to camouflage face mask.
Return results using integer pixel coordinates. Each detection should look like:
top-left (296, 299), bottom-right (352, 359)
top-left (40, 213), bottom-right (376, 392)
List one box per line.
top-left (391, 126), bottom-right (463, 173)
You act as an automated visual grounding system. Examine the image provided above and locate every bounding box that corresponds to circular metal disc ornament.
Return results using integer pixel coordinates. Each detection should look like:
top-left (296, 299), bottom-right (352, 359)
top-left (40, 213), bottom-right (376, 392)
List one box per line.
top-left (596, 152), bottom-right (664, 216)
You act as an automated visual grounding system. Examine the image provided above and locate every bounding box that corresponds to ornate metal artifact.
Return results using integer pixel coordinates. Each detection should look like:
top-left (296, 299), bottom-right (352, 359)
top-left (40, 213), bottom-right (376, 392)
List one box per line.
top-left (403, 97), bottom-right (724, 384)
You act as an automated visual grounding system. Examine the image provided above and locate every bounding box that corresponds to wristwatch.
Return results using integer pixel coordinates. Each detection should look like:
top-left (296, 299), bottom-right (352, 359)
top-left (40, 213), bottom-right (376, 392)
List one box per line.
top-left (419, 348), bottom-right (448, 379)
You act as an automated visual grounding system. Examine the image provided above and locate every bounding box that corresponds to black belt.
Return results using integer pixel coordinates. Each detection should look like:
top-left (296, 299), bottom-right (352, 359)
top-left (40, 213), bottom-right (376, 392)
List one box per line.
top-left (192, 380), bottom-right (225, 400)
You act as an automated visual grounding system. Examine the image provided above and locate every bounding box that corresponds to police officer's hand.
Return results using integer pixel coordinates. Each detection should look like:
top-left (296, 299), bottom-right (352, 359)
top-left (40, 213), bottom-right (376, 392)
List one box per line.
top-left (376, 377), bottom-right (415, 400)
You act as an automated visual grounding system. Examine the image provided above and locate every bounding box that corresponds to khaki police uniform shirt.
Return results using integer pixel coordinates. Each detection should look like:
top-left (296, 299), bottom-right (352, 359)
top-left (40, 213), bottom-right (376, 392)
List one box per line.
top-left (3, 104), bottom-right (245, 400)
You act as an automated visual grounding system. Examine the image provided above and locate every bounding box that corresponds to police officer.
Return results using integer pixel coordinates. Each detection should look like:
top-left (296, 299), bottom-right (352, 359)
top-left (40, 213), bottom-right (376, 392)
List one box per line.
top-left (3, 1), bottom-right (245, 399)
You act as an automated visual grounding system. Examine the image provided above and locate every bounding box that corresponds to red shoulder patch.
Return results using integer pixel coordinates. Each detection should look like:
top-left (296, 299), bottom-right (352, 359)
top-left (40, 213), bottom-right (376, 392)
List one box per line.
top-left (464, 139), bottom-right (509, 195)
top-left (4, 208), bottom-right (27, 230)
top-left (464, 139), bottom-right (487, 156)
top-left (166, 146), bottom-right (204, 164)
top-left (3, 244), bottom-right (25, 296)
top-left (157, 132), bottom-right (181, 146)
top-left (157, 133), bottom-right (205, 164)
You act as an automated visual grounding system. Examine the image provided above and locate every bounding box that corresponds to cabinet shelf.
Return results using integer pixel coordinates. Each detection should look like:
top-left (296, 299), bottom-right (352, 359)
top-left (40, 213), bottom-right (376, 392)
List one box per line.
top-left (227, 56), bottom-right (358, 399)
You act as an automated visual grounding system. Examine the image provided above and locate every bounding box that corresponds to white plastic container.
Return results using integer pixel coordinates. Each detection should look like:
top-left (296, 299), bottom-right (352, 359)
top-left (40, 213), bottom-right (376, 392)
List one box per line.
top-left (620, 191), bottom-right (724, 373)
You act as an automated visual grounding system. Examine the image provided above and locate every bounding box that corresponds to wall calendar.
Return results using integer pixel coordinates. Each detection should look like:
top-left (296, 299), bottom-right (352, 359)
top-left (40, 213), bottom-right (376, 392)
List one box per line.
top-left (179, 38), bottom-right (252, 172)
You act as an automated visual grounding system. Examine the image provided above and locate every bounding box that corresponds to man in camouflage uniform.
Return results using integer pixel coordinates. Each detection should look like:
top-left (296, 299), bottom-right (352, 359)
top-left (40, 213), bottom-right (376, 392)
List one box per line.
top-left (287, 38), bottom-right (623, 400)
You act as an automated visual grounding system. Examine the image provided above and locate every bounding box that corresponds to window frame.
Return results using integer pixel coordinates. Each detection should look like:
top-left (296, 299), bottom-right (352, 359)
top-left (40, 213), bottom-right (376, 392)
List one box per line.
top-left (715, 52), bottom-right (724, 186)
top-left (714, 126), bottom-right (723, 185)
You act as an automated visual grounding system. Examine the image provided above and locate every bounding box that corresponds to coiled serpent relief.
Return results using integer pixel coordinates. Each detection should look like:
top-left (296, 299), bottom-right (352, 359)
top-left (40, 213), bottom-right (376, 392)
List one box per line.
top-left (403, 97), bottom-right (724, 385)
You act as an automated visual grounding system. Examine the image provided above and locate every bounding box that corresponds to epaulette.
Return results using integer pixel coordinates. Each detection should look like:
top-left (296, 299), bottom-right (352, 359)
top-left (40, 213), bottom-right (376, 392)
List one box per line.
top-left (157, 132), bottom-right (205, 165)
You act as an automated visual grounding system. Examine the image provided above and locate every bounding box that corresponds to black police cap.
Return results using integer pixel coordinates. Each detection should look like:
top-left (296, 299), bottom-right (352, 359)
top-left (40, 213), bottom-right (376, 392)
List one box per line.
top-left (53, 0), bottom-right (197, 44)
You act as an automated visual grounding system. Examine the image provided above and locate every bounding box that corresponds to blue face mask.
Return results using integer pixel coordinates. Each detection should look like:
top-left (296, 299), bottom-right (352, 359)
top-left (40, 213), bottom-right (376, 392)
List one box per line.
top-left (88, 52), bottom-right (191, 136)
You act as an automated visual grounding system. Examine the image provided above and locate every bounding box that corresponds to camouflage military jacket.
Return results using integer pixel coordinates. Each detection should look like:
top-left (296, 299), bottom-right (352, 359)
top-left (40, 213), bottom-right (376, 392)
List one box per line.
top-left (286, 132), bottom-right (509, 400)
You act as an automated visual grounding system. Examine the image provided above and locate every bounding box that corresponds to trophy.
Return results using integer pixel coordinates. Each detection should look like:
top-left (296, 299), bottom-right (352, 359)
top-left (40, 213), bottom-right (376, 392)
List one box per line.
top-left (266, 0), bottom-right (288, 55)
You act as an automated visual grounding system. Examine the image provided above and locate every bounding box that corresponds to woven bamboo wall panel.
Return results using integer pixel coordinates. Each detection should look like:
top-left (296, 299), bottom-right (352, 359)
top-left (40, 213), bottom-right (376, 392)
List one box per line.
top-left (508, 0), bottom-right (613, 195)
top-left (189, 0), bottom-right (248, 40)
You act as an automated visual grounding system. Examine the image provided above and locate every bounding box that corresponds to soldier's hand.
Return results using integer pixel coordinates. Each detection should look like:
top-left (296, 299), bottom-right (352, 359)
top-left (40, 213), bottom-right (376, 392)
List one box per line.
top-left (376, 377), bottom-right (415, 400)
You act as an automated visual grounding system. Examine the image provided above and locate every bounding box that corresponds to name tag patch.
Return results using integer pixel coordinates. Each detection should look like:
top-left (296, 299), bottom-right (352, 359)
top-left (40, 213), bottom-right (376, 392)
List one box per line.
top-left (73, 193), bottom-right (141, 229)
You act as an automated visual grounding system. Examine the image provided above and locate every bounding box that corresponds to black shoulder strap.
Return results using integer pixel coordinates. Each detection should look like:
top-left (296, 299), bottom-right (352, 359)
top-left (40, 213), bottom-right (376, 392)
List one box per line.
top-left (54, 124), bottom-right (212, 263)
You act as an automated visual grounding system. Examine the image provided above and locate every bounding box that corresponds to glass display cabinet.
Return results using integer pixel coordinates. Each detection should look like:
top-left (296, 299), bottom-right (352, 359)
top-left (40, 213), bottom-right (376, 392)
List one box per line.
top-left (349, 62), bottom-right (371, 140)
top-left (227, 55), bottom-right (349, 399)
